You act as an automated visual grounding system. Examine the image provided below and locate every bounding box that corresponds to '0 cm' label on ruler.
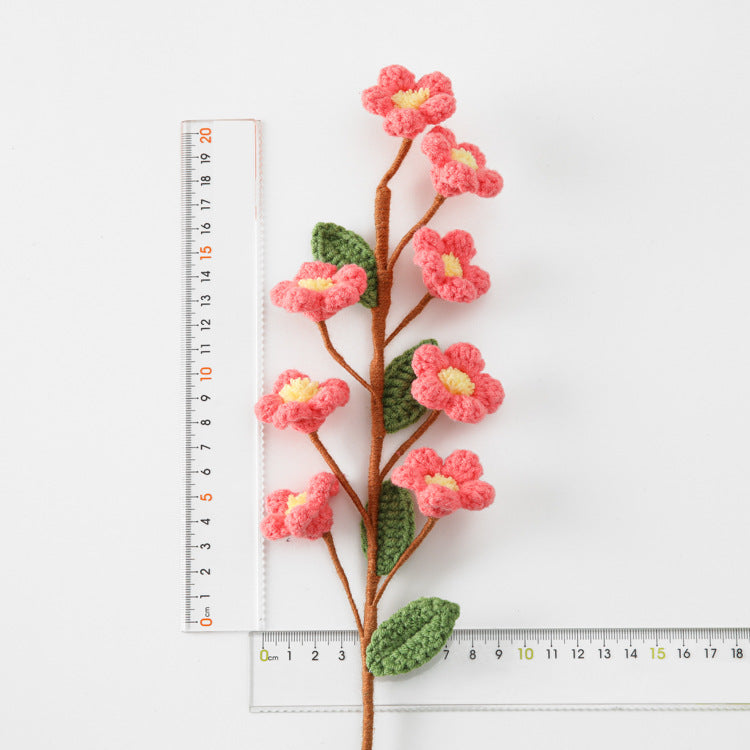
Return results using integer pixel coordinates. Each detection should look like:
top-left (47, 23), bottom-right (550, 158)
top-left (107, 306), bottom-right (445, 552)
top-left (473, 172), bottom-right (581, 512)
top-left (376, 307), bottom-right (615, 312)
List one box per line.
top-left (181, 119), bottom-right (262, 632)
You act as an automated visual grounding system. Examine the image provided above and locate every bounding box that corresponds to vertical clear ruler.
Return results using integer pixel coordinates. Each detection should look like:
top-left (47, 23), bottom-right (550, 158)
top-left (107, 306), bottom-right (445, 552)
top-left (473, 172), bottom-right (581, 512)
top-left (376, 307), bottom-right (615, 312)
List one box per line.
top-left (181, 119), bottom-right (262, 632)
top-left (250, 628), bottom-right (750, 710)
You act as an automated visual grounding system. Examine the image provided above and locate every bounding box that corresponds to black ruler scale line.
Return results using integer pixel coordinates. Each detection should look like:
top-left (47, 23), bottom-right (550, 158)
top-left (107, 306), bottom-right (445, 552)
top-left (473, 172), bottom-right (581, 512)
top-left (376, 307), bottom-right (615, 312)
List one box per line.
top-left (182, 128), bottom-right (196, 628)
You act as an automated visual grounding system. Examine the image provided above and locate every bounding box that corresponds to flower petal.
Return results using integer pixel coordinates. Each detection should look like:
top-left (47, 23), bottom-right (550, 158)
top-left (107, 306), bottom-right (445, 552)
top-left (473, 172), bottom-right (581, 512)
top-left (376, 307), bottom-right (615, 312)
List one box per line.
top-left (442, 450), bottom-right (483, 483)
top-left (287, 416), bottom-right (326, 433)
top-left (471, 372), bottom-right (505, 413)
top-left (415, 71), bottom-right (453, 96)
top-left (417, 485), bottom-right (460, 518)
top-left (476, 168), bottom-right (504, 198)
top-left (260, 513), bottom-right (289, 540)
top-left (311, 378), bottom-right (350, 413)
top-left (411, 374), bottom-right (453, 411)
top-left (456, 142), bottom-right (486, 169)
top-left (443, 394), bottom-right (487, 423)
top-left (462, 265), bottom-right (491, 297)
top-left (384, 108), bottom-right (426, 139)
top-left (255, 393), bottom-right (283, 423)
top-left (392, 447), bottom-right (443, 491)
top-left (418, 92), bottom-right (456, 124)
top-left (442, 230), bottom-right (476, 263)
top-left (421, 126), bottom-right (456, 166)
top-left (432, 161), bottom-right (479, 197)
top-left (361, 86), bottom-right (395, 116)
top-left (412, 226), bottom-right (444, 256)
top-left (430, 277), bottom-right (477, 303)
top-left (444, 342), bottom-right (485, 377)
top-left (377, 64), bottom-right (416, 93)
top-left (458, 480), bottom-right (496, 511)
top-left (265, 488), bottom-right (294, 514)
top-left (307, 471), bottom-right (339, 500)
top-left (411, 343), bottom-right (449, 376)
top-left (294, 261), bottom-right (338, 282)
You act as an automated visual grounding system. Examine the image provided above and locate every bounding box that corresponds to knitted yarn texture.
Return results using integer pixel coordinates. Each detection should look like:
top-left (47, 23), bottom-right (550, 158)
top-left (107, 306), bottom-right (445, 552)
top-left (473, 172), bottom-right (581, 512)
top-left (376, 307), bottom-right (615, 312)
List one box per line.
top-left (366, 597), bottom-right (461, 676)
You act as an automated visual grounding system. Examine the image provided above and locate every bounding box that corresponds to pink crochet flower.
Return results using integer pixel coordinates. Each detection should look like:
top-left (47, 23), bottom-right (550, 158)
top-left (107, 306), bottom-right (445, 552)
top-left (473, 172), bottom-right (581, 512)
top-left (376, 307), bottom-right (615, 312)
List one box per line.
top-left (362, 65), bottom-right (456, 139)
top-left (270, 261), bottom-right (367, 322)
top-left (413, 228), bottom-right (490, 303)
top-left (261, 472), bottom-right (339, 540)
top-left (392, 448), bottom-right (495, 518)
top-left (421, 126), bottom-right (503, 198)
top-left (255, 369), bottom-right (350, 433)
top-left (411, 342), bottom-right (504, 423)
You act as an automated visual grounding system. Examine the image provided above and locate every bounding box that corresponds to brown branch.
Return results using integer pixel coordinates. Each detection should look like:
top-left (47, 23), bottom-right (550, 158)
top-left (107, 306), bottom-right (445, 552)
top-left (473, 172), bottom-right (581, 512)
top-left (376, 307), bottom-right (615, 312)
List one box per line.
top-left (308, 432), bottom-right (373, 535)
top-left (317, 321), bottom-right (374, 394)
top-left (322, 532), bottom-right (364, 639)
top-left (379, 410), bottom-right (441, 481)
top-left (384, 293), bottom-right (433, 346)
top-left (373, 519), bottom-right (438, 606)
top-left (387, 194), bottom-right (447, 272)
top-left (379, 137), bottom-right (412, 188)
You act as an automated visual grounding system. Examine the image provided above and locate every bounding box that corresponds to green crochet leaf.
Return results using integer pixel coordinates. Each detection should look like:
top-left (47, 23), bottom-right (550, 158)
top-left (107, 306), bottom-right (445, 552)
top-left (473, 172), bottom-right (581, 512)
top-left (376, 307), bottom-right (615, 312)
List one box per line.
top-left (361, 480), bottom-right (415, 576)
top-left (382, 339), bottom-right (438, 434)
top-left (366, 597), bottom-right (460, 676)
top-left (311, 222), bottom-right (377, 308)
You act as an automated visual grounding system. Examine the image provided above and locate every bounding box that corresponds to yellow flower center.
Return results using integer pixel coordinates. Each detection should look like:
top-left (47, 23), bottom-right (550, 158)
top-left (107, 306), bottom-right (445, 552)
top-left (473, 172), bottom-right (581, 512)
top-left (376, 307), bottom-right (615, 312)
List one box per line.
top-left (285, 491), bottom-right (307, 515)
top-left (391, 87), bottom-right (430, 109)
top-left (424, 473), bottom-right (459, 491)
top-left (450, 148), bottom-right (478, 170)
top-left (438, 367), bottom-right (476, 396)
top-left (298, 277), bottom-right (334, 291)
top-left (441, 253), bottom-right (463, 278)
top-left (279, 377), bottom-right (320, 403)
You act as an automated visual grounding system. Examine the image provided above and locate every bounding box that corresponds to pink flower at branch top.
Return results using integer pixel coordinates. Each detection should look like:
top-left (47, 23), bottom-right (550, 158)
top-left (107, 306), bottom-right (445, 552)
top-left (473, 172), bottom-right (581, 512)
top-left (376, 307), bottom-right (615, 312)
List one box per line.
top-left (411, 342), bottom-right (504, 424)
top-left (421, 126), bottom-right (503, 198)
top-left (413, 228), bottom-right (490, 303)
top-left (392, 447), bottom-right (495, 518)
top-left (362, 64), bottom-right (456, 139)
top-left (261, 472), bottom-right (340, 540)
top-left (255, 369), bottom-right (350, 433)
top-left (270, 261), bottom-right (367, 322)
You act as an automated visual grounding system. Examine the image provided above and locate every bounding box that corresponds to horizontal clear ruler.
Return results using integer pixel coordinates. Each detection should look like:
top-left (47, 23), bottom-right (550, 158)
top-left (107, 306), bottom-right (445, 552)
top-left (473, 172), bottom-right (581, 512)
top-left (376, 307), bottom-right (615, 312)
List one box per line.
top-left (181, 119), bottom-right (263, 631)
top-left (250, 628), bottom-right (750, 711)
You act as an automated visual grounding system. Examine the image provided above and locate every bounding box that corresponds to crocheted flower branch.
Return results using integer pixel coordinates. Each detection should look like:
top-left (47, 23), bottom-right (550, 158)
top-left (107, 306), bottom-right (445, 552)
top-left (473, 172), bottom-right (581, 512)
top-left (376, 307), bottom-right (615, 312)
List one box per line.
top-left (255, 64), bottom-right (505, 750)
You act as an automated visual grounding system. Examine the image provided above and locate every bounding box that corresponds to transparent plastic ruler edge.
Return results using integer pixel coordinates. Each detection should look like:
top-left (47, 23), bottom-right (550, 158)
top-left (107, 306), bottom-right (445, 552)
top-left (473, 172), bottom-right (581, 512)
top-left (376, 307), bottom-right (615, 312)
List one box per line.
top-left (182, 119), bottom-right (263, 632)
top-left (249, 627), bottom-right (750, 712)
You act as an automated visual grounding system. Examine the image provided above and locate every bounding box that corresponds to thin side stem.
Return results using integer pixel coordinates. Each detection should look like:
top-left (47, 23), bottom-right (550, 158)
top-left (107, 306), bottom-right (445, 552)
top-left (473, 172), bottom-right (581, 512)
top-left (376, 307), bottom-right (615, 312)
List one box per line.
top-left (373, 519), bottom-right (437, 606)
top-left (386, 194), bottom-right (447, 272)
top-left (322, 532), bottom-right (364, 639)
top-left (308, 432), bottom-right (374, 535)
top-left (379, 410), bottom-right (441, 481)
top-left (317, 321), bottom-right (374, 394)
top-left (379, 138), bottom-right (413, 190)
top-left (384, 293), bottom-right (433, 346)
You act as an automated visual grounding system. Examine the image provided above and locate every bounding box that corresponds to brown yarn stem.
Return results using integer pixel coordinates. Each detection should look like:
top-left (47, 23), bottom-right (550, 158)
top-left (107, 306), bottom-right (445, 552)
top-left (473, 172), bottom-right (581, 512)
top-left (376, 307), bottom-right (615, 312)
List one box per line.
top-left (379, 410), bottom-right (441, 481)
top-left (322, 531), bottom-right (364, 639)
top-left (308, 432), bottom-right (373, 535)
top-left (386, 194), bottom-right (447, 272)
top-left (380, 137), bottom-right (412, 189)
top-left (373, 518), bottom-right (437, 606)
top-left (359, 137), bottom-right (413, 750)
top-left (384, 293), bottom-right (433, 346)
top-left (317, 321), bottom-right (374, 394)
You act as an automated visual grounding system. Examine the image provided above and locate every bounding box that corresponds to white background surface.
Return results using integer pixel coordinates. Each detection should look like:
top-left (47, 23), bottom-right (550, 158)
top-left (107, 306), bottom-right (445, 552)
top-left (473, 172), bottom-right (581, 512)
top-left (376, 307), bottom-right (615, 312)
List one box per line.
top-left (3, 0), bottom-right (750, 748)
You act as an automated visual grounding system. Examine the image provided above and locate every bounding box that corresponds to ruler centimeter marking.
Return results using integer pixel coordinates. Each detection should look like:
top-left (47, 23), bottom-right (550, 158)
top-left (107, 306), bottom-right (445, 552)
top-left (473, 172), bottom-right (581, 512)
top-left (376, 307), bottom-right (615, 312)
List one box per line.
top-left (250, 628), bottom-right (750, 710)
top-left (181, 120), bottom-right (262, 632)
